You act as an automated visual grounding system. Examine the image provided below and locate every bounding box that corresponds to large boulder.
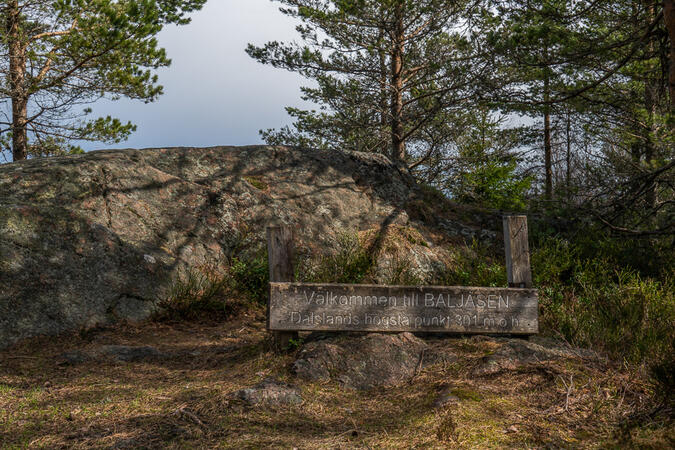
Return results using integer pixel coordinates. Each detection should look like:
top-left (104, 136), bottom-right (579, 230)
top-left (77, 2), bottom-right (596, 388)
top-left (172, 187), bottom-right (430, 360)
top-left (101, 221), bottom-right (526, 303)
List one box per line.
top-left (0, 146), bottom-right (499, 348)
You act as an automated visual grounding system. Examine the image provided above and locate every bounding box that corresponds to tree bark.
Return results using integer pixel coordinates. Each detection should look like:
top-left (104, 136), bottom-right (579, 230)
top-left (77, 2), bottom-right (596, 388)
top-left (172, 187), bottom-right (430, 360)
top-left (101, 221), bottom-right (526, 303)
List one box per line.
top-left (565, 109), bottom-right (571, 202)
top-left (378, 29), bottom-right (389, 156)
top-left (643, 1), bottom-right (658, 210)
top-left (390, 1), bottom-right (405, 163)
top-left (664, 0), bottom-right (675, 108)
top-left (6, 0), bottom-right (28, 161)
top-left (543, 76), bottom-right (553, 202)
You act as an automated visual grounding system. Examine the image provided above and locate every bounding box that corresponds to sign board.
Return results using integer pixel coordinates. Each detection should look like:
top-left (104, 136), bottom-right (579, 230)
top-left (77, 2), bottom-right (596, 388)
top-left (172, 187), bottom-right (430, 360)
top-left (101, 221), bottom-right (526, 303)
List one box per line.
top-left (269, 282), bottom-right (538, 334)
top-left (266, 216), bottom-right (537, 346)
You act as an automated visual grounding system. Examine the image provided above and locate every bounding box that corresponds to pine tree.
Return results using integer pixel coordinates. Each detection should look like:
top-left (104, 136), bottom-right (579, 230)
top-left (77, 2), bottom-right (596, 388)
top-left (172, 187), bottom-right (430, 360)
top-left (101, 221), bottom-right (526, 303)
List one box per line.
top-left (444, 110), bottom-right (532, 210)
top-left (247, 0), bottom-right (490, 167)
top-left (482, 0), bottom-right (586, 203)
top-left (0, 0), bottom-right (207, 161)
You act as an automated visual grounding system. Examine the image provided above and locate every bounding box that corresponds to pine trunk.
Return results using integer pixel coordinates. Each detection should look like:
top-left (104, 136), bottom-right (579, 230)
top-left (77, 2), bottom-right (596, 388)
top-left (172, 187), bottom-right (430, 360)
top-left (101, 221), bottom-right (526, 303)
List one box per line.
top-left (644, 2), bottom-right (658, 210)
top-left (6, 0), bottom-right (28, 161)
top-left (543, 77), bottom-right (553, 202)
top-left (565, 110), bottom-right (571, 202)
top-left (390, 2), bottom-right (405, 163)
top-left (379, 30), bottom-right (389, 156)
top-left (665, 0), bottom-right (675, 108)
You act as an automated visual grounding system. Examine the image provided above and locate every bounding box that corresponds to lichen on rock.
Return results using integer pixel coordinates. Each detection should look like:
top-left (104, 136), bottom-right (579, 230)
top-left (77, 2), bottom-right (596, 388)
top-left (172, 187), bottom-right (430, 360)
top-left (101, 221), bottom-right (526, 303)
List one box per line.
top-left (0, 146), bottom-right (501, 348)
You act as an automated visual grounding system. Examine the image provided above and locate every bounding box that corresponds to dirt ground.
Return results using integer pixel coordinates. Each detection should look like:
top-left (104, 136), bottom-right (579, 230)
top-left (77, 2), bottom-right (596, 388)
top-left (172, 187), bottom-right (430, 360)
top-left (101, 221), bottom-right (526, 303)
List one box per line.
top-left (0, 307), bottom-right (672, 449)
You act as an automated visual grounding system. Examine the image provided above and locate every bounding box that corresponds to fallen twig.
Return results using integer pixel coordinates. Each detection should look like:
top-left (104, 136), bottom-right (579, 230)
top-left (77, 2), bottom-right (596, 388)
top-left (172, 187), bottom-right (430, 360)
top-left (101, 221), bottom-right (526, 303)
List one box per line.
top-left (559, 374), bottom-right (575, 412)
top-left (410, 349), bottom-right (425, 384)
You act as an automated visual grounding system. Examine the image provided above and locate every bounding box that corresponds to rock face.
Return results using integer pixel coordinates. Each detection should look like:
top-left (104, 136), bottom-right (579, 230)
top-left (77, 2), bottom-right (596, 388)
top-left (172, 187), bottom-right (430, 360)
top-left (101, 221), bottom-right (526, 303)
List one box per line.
top-left (292, 332), bottom-right (427, 389)
top-left (0, 146), bottom-right (499, 348)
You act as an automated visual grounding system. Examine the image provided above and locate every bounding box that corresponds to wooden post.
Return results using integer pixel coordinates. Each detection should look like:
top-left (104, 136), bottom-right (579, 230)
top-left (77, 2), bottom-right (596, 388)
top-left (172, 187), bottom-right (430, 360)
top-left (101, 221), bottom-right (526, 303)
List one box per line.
top-left (266, 226), bottom-right (299, 350)
top-left (503, 215), bottom-right (533, 288)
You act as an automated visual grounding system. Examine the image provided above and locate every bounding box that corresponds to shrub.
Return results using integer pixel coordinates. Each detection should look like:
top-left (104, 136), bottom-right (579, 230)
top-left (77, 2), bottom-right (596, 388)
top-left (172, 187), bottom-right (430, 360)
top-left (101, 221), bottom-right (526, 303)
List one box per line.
top-left (532, 235), bottom-right (675, 369)
top-left (433, 239), bottom-right (506, 287)
top-left (155, 266), bottom-right (230, 320)
top-left (229, 252), bottom-right (269, 305)
top-left (381, 253), bottom-right (424, 286)
top-left (156, 250), bottom-right (270, 320)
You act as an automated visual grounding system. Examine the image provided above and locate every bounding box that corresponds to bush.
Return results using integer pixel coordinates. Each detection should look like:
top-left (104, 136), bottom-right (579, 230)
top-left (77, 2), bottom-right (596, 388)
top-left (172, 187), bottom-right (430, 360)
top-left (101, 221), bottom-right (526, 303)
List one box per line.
top-left (433, 239), bottom-right (507, 287)
top-left (229, 252), bottom-right (269, 305)
top-left (156, 250), bottom-right (271, 320)
top-left (381, 253), bottom-right (424, 286)
top-left (532, 235), bottom-right (675, 369)
top-left (155, 267), bottom-right (230, 320)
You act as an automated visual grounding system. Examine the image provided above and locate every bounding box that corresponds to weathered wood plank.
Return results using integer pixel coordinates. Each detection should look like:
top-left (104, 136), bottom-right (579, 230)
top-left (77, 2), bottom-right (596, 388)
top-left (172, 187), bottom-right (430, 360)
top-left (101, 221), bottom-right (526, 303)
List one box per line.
top-left (266, 226), bottom-right (299, 348)
top-left (503, 215), bottom-right (533, 288)
top-left (269, 283), bottom-right (538, 334)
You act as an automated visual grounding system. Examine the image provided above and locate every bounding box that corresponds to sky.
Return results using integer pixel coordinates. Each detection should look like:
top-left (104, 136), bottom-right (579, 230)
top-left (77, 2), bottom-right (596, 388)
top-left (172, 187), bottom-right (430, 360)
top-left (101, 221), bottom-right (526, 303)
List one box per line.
top-left (84, 0), bottom-right (308, 151)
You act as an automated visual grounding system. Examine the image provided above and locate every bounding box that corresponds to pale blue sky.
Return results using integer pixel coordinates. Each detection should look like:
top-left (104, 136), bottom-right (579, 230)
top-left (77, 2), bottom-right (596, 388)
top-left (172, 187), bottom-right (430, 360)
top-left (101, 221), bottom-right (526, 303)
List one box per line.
top-left (84, 0), bottom-right (307, 151)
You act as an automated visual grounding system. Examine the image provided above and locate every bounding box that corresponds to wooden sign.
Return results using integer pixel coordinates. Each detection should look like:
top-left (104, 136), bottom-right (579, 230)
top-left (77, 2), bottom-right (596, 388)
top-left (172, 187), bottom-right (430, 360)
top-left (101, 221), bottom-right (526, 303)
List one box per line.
top-left (269, 283), bottom-right (538, 334)
top-left (267, 215), bottom-right (537, 345)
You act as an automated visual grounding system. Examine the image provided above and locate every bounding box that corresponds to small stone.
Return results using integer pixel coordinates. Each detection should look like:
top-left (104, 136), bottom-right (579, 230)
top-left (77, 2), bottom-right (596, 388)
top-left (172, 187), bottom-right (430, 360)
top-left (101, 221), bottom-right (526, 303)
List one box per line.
top-left (433, 385), bottom-right (462, 408)
top-left (472, 338), bottom-right (598, 377)
top-left (232, 377), bottom-right (302, 406)
top-left (112, 438), bottom-right (139, 449)
top-left (507, 425), bottom-right (519, 433)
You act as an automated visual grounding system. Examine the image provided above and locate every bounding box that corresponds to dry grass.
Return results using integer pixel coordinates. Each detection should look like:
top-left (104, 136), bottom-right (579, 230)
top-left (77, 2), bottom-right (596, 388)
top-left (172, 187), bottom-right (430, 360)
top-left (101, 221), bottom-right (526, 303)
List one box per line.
top-left (0, 308), bottom-right (672, 449)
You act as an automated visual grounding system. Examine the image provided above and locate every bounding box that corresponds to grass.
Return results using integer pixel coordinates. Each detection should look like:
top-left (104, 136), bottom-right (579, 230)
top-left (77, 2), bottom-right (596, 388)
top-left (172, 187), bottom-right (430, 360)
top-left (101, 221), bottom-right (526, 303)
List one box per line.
top-left (242, 176), bottom-right (269, 191)
top-left (142, 221), bottom-right (674, 447)
top-left (0, 309), bottom-right (672, 448)
top-left (155, 252), bottom-right (269, 320)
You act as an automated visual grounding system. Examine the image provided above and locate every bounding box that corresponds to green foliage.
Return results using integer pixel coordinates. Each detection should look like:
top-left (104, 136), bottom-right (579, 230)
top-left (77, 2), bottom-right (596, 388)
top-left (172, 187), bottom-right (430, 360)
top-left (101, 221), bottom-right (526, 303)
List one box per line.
top-left (243, 176), bottom-right (269, 191)
top-left (247, 0), bottom-right (484, 162)
top-left (1, 0), bottom-right (207, 160)
top-left (286, 337), bottom-right (305, 351)
top-left (650, 340), bottom-right (675, 406)
top-left (448, 112), bottom-right (532, 210)
top-left (532, 235), bottom-right (675, 369)
top-left (456, 159), bottom-right (531, 211)
top-left (156, 250), bottom-right (270, 320)
top-left (229, 253), bottom-right (270, 305)
top-left (382, 253), bottom-right (423, 286)
top-left (434, 239), bottom-right (507, 288)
